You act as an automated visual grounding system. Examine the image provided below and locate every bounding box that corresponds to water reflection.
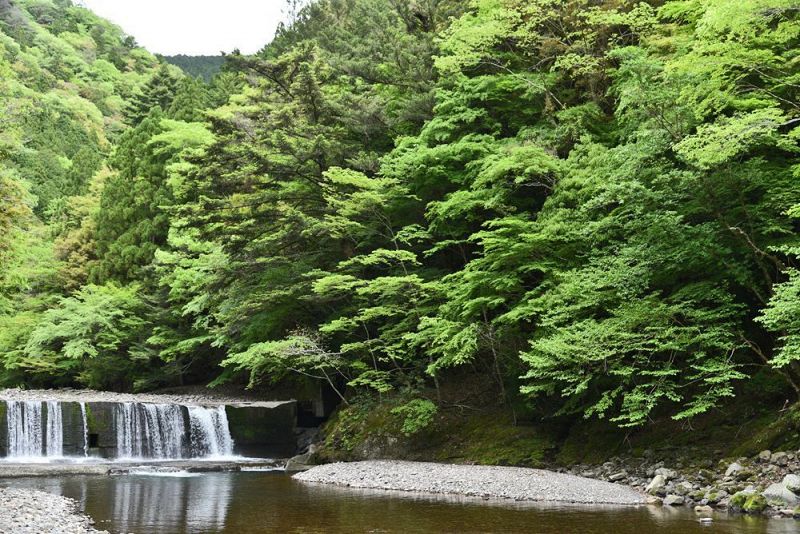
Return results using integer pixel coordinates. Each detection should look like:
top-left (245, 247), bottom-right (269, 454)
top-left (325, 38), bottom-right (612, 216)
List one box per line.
top-left (110, 474), bottom-right (232, 532)
top-left (4, 472), bottom-right (797, 534)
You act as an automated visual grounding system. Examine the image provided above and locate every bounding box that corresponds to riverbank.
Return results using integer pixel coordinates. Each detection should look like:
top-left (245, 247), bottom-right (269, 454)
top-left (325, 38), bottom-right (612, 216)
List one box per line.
top-left (294, 460), bottom-right (646, 505)
top-left (0, 487), bottom-right (104, 533)
top-left (561, 448), bottom-right (800, 517)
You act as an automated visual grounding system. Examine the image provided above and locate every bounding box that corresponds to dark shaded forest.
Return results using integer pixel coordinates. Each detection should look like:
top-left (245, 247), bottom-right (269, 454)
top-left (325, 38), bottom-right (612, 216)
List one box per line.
top-left (164, 54), bottom-right (225, 81)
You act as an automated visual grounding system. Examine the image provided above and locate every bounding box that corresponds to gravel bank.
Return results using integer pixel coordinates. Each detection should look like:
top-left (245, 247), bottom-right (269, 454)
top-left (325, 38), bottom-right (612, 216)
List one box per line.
top-left (0, 388), bottom-right (290, 408)
top-left (0, 488), bottom-right (104, 533)
top-left (294, 460), bottom-right (646, 505)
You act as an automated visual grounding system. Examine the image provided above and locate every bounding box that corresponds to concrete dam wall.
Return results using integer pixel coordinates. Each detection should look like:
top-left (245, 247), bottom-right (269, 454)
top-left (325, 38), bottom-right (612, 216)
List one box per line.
top-left (0, 396), bottom-right (297, 460)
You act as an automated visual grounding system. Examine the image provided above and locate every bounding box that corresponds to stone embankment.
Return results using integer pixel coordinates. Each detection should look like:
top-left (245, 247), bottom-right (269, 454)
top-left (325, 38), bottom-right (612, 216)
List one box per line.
top-left (0, 488), bottom-right (105, 533)
top-left (0, 388), bottom-right (285, 408)
top-left (560, 448), bottom-right (800, 517)
top-left (294, 460), bottom-right (645, 505)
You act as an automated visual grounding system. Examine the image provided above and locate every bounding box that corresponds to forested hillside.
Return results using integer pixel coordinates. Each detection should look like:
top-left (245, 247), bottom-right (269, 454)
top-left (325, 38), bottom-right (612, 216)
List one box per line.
top-left (2, 0), bottom-right (800, 450)
top-left (164, 54), bottom-right (225, 81)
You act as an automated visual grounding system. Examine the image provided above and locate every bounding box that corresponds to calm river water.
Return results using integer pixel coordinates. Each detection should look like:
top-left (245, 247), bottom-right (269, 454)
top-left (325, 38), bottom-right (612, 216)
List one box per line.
top-left (4, 471), bottom-right (799, 533)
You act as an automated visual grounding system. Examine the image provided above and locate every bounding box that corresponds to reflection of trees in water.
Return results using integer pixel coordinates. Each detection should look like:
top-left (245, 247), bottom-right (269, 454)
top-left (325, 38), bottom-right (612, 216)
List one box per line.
top-left (110, 475), bottom-right (233, 532)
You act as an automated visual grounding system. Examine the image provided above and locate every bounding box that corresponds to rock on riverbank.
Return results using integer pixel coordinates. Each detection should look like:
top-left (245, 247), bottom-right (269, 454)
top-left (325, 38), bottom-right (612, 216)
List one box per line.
top-left (0, 488), bottom-right (105, 533)
top-left (294, 460), bottom-right (645, 505)
top-left (561, 448), bottom-right (800, 516)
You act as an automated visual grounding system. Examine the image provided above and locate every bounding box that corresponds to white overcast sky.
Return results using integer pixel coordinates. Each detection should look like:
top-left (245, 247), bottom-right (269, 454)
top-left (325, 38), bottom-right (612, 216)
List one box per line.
top-left (79, 0), bottom-right (288, 55)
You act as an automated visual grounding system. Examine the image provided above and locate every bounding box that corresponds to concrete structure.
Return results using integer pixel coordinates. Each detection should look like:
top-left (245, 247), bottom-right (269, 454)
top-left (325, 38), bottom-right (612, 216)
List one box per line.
top-left (0, 398), bottom-right (297, 459)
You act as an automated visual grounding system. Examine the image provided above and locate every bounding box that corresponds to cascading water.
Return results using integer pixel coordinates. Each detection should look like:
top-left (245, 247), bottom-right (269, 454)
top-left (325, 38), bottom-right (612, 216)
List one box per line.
top-left (4, 399), bottom-right (239, 461)
top-left (115, 403), bottom-right (185, 459)
top-left (115, 403), bottom-right (235, 460)
top-left (79, 402), bottom-right (89, 457)
top-left (7, 400), bottom-right (43, 458)
top-left (45, 400), bottom-right (63, 457)
top-left (187, 406), bottom-right (234, 458)
top-left (7, 400), bottom-right (64, 459)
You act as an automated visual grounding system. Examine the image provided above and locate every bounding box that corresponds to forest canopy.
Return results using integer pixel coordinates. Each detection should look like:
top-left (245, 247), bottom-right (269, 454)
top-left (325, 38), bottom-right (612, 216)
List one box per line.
top-left (1, 0), bottom-right (799, 429)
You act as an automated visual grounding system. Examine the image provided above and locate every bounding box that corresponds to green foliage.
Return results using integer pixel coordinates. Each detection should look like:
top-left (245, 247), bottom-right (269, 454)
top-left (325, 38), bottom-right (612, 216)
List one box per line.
top-left (4, 0), bottom-right (800, 437)
top-left (20, 283), bottom-right (151, 390)
top-left (164, 54), bottom-right (225, 82)
top-left (124, 63), bottom-right (181, 126)
top-left (758, 270), bottom-right (800, 368)
top-left (391, 398), bottom-right (438, 436)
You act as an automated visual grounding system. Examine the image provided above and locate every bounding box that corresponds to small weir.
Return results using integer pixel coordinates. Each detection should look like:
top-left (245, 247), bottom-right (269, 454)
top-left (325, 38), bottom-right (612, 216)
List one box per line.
top-left (115, 403), bottom-right (233, 459)
top-left (0, 397), bottom-right (297, 461)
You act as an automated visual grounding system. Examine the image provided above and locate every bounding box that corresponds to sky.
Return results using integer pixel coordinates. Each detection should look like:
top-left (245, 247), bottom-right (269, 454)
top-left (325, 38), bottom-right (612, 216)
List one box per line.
top-left (79, 0), bottom-right (288, 56)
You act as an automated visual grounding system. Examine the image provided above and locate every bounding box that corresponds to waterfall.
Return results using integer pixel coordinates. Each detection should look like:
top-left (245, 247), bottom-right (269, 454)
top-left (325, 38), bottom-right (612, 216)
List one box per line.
top-left (187, 406), bottom-right (234, 458)
top-left (115, 403), bottom-right (234, 460)
top-left (45, 400), bottom-right (63, 457)
top-left (115, 403), bottom-right (185, 459)
top-left (79, 402), bottom-right (89, 457)
top-left (7, 400), bottom-right (44, 458)
top-left (4, 399), bottom-right (239, 461)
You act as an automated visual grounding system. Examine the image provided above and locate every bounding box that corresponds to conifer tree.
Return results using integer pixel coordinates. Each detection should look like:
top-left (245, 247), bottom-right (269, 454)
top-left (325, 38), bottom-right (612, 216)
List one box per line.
top-left (124, 64), bottom-right (180, 126)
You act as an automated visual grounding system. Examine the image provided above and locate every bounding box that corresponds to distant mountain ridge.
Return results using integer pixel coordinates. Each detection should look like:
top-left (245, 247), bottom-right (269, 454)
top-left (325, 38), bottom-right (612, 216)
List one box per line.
top-left (164, 54), bottom-right (225, 81)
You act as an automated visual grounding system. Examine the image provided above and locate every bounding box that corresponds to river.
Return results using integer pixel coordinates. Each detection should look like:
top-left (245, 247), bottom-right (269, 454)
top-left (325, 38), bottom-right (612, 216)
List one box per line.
top-left (3, 471), bottom-right (797, 533)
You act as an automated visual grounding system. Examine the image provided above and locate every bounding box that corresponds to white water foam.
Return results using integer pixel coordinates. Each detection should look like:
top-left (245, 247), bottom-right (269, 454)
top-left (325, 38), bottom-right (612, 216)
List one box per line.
top-left (115, 402), bottom-right (185, 460)
top-left (79, 402), bottom-right (89, 457)
top-left (45, 400), bottom-right (63, 458)
top-left (7, 400), bottom-right (44, 459)
top-left (187, 406), bottom-right (235, 458)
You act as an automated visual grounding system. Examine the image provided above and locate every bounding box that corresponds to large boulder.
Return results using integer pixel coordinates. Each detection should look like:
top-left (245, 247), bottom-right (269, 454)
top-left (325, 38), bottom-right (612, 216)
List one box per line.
top-left (674, 481), bottom-right (694, 496)
top-left (284, 452), bottom-right (314, 472)
top-left (663, 494), bottom-right (684, 506)
top-left (763, 482), bottom-right (800, 506)
top-left (645, 474), bottom-right (667, 496)
top-left (730, 489), bottom-right (767, 513)
top-left (725, 462), bottom-right (744, 477)
top-left (784, 474), bottom-right (800, 495)
top-left (654, 467), bottom-right (677, 480)
top-left (771, 451), bottom-right (790, 466)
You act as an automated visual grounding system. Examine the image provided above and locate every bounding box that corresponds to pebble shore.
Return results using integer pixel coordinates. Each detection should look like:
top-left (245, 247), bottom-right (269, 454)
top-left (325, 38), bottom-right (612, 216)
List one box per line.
top-left (0, 488), bottom-right (104, 534)
top-left (562, 448), bottom-right (800, 516)
top-left (294, 460), bottom-right (645, 505)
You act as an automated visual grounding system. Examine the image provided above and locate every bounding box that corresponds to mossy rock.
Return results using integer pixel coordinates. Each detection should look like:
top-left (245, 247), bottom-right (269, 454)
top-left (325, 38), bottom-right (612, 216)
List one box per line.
top-left (731, 492), bottom-right (767, 514)
top-left (731, 406), bottom-right (800, 457)
top-left (318, 398), bottom-right (558, 467)
top-left (743, 494), bottom-right (768, 513)
top-left (690, 490), bottom-right (706, 501)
